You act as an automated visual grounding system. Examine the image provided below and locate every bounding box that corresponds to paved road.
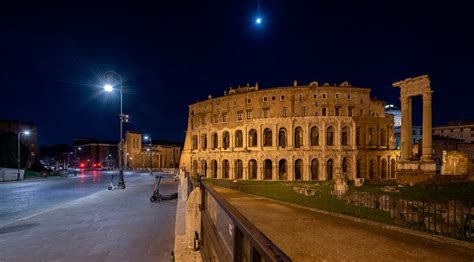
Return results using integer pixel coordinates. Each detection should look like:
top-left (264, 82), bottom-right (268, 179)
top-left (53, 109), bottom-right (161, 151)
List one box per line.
top-left (0, 171), bottom-right (178, 261)
top-left (0, 170), bottom-right (146, 227)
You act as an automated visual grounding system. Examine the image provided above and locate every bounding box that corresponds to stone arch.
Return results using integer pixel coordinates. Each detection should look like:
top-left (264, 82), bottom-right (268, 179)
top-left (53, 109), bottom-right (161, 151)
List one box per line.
top-left (192, 160), bottom-right (198, 176)
top-left (201, 134), bottom-right (207, 150)
top-left (222, 131), bottom-right (230, 149)
top-left (326, 159), bottom-right (334, 180)
top-left (310, 126), bottom-right (319, 146)
top-left (342, 157), bottom-right (348, 173)
top-left (368, 128), bottom-right (374, 146)
top-left (326, 126), bottom-right (335, 146)
top-left (249, 129), bottom-right (257, 147)
top-left (278, 128), bottom-right (287, 148)
top-left (263, 128), bottom-right (272, 147)
top-left (211, 160), bottom-right (218, 178)
top-left (249, 159), bottom-right (257, 179)
top-left (201, 160), bottom-right (207, 177)
top-left (235, 159), bottom-right (243, 179)
top-left (294, 127), bottom-right (303, 148)
top-left (381, 159), bottom-right (388, 179)
top-left (294, 159), bottom-right (303, 180)
top-left (380, 128), bottom-right (387, 146)
top-left (278, 159), bottom-right (287, 180)
top-left (311, 159), bottom-right (319, 180)
top-left (211, 132), bottom-right (218, 150)
top-left (369, 158), bottom-right (376, 179)
top-left (341, 126), bottom-right (350, 146)
top-left (390, 159), bottom-right (396, 179)
top-left (264, 159), bottom-right (272, 180)
top-left (192, 135), bottom-right (198, 150)
top-left (222, 159), bottom-right (230, 179)
top-left (235, 130), bottom-right (243, 148)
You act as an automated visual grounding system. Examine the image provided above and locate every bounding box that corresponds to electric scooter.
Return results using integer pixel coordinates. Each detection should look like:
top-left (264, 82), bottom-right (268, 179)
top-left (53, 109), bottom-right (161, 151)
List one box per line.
top-left (150, 175), bottom-right (178, 202)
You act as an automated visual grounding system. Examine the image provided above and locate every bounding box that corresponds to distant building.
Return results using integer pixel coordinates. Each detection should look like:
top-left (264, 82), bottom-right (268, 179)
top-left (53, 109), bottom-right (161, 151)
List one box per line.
top-left (417, 135), bottom-right (474, 171)
top-left (433, 121), bottom-right (474, 143)
top-left (385, 105), bottom-right (422, 149)
top-left (0, 118), bottom-right (38, 167)
top-left (73, 138), bottom-right (118, 168)
top-left (123, 131), bottom-right (181, 169)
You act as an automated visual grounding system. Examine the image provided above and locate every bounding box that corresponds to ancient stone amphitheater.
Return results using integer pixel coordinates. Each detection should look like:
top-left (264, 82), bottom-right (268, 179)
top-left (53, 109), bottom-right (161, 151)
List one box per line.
top-left (180, 81), bottom-right (399, 181)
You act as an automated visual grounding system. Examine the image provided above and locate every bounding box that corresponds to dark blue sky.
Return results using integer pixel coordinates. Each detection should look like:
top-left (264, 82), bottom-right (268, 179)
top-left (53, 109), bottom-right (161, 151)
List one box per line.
top-left (1, 0), bottom-right (473, 146)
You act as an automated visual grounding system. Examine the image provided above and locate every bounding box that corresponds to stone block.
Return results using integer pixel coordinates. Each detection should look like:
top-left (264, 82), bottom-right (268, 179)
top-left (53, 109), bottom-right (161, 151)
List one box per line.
top-left (354, 178), bottom-right (364, 187)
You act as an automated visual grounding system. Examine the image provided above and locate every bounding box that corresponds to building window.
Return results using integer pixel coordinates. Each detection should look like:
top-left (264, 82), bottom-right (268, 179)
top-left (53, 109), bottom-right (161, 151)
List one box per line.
top-left (327, 126), bottom-right (335, 146)
top-left (247, 99), bottom-right (252, 104)
top-left (302, 106), bottom-right (307, 116)
top-left (222, 131), bottom-right (230, 149)
top-left (360, 109), bottom-right (363, 116)
top-left (235, 130), bottom-right (243, 148)
top-left (249, 129), bottom-right (257, 147)
top-left (298, 94), bottom-right (303, 102)
top-left (342, 126), bottom-right (349, 146)
top-left (222, 113), bottom-right (227, 123)
top-left (335, 106), bottom-right (340, 116)
top-left (272, 96), bottom-right (276, 101)
top-left (263, 128), bottom-right (272, 147)
top-left (348, 107), bottom-right (353, 117)
top-left (336, 93), bottom-right (339, 99)
top-left (294, 127), bottom-right (303, 148)
top-left (310, 126), bottom-right (319, 146)
top-left (263, 96), bottom-right (268, 102)
top-left (278, 128), bottom-right (287, 148)
top-left (313, 94), bottom-right (317, 99)
top-left (322, 94), bottom-right (326, 99)
top-left (263, 109), bottom-right (269, 118)
top-left (282, 107), bottom-right (288, 117)
top-left (281, 95), bottom-right (285, 101)
top-left (322, 108), bottom-right (327, 116)
top-left (246, 110), bottom-right (252, 119)
top-left (348, 94), bottom-right (351, 99)
top-left (213, 114), bottom-right (219, 123)
top-left (237, 111), bottom-right (243, 121)
top-left (360, 99), bottom-right (364, 104)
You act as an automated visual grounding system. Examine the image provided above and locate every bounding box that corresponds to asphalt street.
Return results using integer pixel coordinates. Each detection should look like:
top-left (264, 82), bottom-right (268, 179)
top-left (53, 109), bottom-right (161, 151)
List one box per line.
top-left (0, 170), bottom-right (147, 228)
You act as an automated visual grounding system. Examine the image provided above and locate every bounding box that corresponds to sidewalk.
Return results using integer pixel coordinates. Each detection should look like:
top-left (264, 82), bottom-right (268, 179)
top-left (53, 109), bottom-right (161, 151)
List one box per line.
top-left (214, 186), bottom-right (474, 261)
top-left (0, 173), bottom-right (177, 261)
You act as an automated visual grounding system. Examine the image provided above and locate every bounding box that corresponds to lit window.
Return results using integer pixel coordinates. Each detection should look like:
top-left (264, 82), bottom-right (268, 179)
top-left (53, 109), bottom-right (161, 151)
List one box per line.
top-left (283, 107), bottom-right (288, 117)
top-left (246, 110), bottom-right (252, 119)
top-left (302, 106), bottom-right (307, 116)
top-left (263, 109), bottom-right (269, 118)
top-left (237, 111), bottom-right (243, 121)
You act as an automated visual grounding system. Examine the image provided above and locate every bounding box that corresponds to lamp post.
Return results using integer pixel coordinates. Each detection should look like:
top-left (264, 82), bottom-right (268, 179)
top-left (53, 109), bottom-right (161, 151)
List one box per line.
top-left (103, 71), bottom-right (126, 189)
top-left (144, 136), bottom-right (152, 175)
top-left (74, 147), bottom-right (82, 176)
top-left (17, 130), bottom-right (30, 180)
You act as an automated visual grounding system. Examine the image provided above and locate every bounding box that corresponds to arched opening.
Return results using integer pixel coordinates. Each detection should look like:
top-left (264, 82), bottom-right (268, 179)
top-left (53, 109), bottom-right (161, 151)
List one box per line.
top-left (264, 159), bottom-right (272, 180)
top-left (278, 159), bottom-right (287, 180)
top-left (381, 159), bottom-right (388, 179)
top-left (294, 159), bottom-right (303, 180)
top-left (368, 128), bottom-right (374, 146)
top-left (222, 160), bottom-right (229, 179)
top-left (356, 127), bottom-right (361, 146)
top-left (310, 126), bottom-right (319, 146)
top-left (192, 135), bottom-right (198, 150)
top-left (342, 158), bottom-right (348, 173)
top-left (211, 160), bottom-right (218, 178)
top-left (326, 159), bottom-right (333, 180)
top-left (311, 159), bottom-right (319, 180)
top-left (263, 128), bottom-right (272, 147)
top-left (278, 128), bottom-right (287, 148)
top-left (211, 133), bottom-right (218, 150)
top-left (294, 127), bottom-right (303, 148)
top-left (390, 159), bottom-right (396, 179)
top-left (341, 126), bottom-right (349, 146)
top-left (222, 131), bottom-right (230, 149)
top-left (235, 130), bottom-right (243, 148)
top-left (249, 160), bottom-right (257, 179)
top-left (369, 159), bottom-right (376, 179)
top-left (326, 126), bottom-right (335, 146)
top-left (201, 160), bottom-right (207, 177)
top-left (249, 129), bottom-right (257, 147)
top-left (356, 159), bottom-right (361, 178)
top-left (192, 160), bottom-right (198, 176)
top-left (380, 128), bottom-right (387, 146)
top-left (201, 134), bottom-right (207, 150)
top-left (235, 160), bottom-right (243, 179)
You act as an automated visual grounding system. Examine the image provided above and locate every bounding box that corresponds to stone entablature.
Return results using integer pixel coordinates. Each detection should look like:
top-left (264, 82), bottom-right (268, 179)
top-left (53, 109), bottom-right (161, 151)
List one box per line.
top-left (180, 81), bottom-right (400, 181)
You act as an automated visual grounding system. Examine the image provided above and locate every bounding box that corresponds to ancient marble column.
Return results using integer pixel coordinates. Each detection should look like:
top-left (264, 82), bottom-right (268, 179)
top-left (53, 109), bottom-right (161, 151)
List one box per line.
top-left (400, 96), bottom-right (412, 160)
top-left (422, 92), bottom-right (433, 160)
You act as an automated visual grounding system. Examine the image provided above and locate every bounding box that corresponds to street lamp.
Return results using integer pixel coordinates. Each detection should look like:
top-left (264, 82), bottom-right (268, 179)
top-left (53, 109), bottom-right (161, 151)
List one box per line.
top-left (103, 71), bottom-right (126, 189)
top-left (144, 135), bottom-right (152, 175)
top-left (17, 130), bottom-right (31, 180)
top-left (74, 147), bottom-right (82, 176)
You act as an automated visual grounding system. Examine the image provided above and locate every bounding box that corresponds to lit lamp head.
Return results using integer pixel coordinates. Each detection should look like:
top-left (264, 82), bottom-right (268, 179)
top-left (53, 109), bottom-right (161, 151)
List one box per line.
top-left (256, 17), bottom-right (262, 24)
top-left (78, 147), bottom-right (82, 151)
top-left (144, 136), bottom-right (149, 140)
top-left (23, 130), bottom-right (30, 135)
top-left (147, 148), bottom-right (150, 152)
top-left (104, 84), bottom-right (113, 92)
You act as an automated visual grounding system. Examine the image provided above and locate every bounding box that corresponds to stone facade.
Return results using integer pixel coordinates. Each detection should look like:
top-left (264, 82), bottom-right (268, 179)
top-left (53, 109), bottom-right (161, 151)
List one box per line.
top-left (180, 81), bottom-right (399, 181)
top-left (441, 151), bottom-right (473, 175)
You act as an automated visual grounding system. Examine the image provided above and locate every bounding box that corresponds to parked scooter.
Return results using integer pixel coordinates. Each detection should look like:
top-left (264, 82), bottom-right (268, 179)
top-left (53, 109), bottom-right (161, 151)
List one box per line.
top-left (150, 175), bottom-right (178, 202)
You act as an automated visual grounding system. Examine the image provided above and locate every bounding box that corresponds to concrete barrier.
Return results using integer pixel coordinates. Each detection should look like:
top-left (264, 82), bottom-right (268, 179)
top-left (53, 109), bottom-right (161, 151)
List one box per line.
top-left (0, 168), bottom-right (24, 182)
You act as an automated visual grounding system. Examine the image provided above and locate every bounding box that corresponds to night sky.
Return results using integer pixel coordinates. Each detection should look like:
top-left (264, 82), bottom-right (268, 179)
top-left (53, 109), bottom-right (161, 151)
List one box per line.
top-left (1, 0), bottom-right (473, 146)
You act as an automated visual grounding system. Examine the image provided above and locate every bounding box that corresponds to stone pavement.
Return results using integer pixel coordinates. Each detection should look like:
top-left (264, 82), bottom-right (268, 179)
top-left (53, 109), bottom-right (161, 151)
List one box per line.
top-left (0, 173), bottom-right (178, 262)
top-left (214, 187), bottom-right (474, 262)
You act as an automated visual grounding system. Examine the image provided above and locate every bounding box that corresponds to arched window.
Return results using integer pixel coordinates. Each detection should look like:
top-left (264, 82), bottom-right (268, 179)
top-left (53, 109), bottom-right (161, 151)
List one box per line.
top-left (380, 128), bottom-right (387, 146)
top-left (235, 160), bottom-right (243, 179)
top-left (342, 158), bottom-right (348, 173)
top-left (326, 126), bottom-right (335, 146)
top-left (263, 128), bottom-right (272, 147)
top-left (356, 127), bottom-right (361, 146)
top-left (235, 130), bottom-right (243, 148)
top-left (311, 159), bottom-right (319, 180)
top-left (310, 126), bottom-right (319, 146)
top-left (381, 159), bottom-right (388, 179)
top-left (211, 133), bottom-right (218, 150)
top-left (278, 159), bottom-right (287, 180)
top-left (390, 159), bottom-right (396, 179)
top-left (201, 160), bottom-right (207, 177)
top-left (211, 160), bottom-right (218, 178)
top-left (222, 160), bottom-right (229, 178)
top-left (249, 159), bottom-right (257, 179)
top-left (294, 159), bottom-right (303, 180)
top-left (368, 128), bottom-right (374, 146)
top-left (326, 159), bottom-right (333, 180)
top-left (294, 127), bottom-right (303, 148)
top-left (341, 126), bottom-right (349, 146)
top-left (201, 134), bottom-right (207, 150)
top-left (278, 128), bottom-right (287, 148)
top-left (192, 160), bottom-right (198, 176)
top-left (369, 159), bottom-right (376, 179)
top-left (192, 135), bottom-right (198, 150)
top-left (249, 129), bottom-right (257, 147)
top-left (264, 159), bottom-right (272, 180)
top-left (222, 131), bottom-right (230, 149)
